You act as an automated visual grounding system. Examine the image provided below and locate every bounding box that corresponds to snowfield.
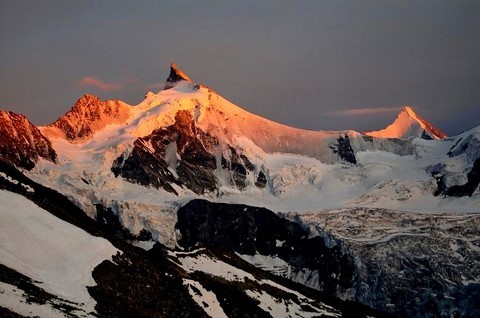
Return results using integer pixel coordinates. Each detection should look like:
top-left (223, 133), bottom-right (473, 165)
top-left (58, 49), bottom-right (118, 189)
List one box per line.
top-left (0, 190), bottom-right (119, 317)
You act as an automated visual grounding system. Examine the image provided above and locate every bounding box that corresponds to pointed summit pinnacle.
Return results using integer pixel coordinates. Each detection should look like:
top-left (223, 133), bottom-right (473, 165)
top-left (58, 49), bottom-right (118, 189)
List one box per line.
top-left (164, 63), bottom-right (192, 90)
top-left (400, 106), bottom-right (419, 120)
top-left (365, 106), bottom-right (447, 140)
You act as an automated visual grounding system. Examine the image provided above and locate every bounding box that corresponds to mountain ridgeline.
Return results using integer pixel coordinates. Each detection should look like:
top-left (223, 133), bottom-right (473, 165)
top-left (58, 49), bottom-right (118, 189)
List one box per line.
top-left (0, 63), bottom-right (479, 317)
top-left (0, 63), bottom-right (476, 198)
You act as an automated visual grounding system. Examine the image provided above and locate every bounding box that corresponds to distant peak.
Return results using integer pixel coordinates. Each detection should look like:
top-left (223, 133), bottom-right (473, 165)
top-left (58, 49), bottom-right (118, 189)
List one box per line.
top-left (164, 63), bottom-right (192, 90)
top-left (71, 94), bottom-right (102, 111)
top-left (366, 105), bottom-right (447, 140)
top-left (47, 93), bottom-right (130, 142)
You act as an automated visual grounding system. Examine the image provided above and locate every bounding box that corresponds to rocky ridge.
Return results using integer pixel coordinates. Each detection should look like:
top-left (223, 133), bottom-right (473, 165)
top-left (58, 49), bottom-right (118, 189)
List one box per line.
top-left (0, 111), bottom-right (56, 170)
top-left (44, 94), bottom-right (131, 142)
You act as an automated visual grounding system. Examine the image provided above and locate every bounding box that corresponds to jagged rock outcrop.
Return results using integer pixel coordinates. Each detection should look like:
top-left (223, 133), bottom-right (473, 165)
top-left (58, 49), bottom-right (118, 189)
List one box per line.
top-left (164, 63), bottom-right (193, 90)
top-left (112, 110), bottom-right (261, 194)
top-left (0, 111), bottom-right (56, 170)
top-left (330, 134), bottom-right (357, 164)
top-left (46, 94), bottom-right (130, 142)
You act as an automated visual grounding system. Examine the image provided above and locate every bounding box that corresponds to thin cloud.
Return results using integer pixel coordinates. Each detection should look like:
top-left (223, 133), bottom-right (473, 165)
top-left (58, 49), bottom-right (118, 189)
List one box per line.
top-left (76, 76), bottom-right (122, 91)
top-left (146, 82), bottom-right (165, 91)
top-left (325, 107), bottom-right (401, 116)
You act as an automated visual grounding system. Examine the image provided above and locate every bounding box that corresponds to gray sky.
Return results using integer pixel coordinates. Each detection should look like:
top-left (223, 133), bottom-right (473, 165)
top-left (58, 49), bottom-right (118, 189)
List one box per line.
top-left (1, 0), bottom-right (479, 135)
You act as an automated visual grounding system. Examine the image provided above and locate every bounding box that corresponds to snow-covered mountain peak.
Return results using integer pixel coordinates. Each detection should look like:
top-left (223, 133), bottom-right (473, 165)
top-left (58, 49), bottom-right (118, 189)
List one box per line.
top-left (43, 94), bottom-right (132, 143)
top-left (164, 62), bottom-right (193, 90)
top-left (366, 106), bottom-right (447, 140)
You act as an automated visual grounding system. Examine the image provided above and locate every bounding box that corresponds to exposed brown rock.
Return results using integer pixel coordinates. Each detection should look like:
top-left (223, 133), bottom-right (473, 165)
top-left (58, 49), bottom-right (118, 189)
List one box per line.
top-left (48, 94), bottom-right (131, 142)
top-left (0, 111), bottom-right (56, 169)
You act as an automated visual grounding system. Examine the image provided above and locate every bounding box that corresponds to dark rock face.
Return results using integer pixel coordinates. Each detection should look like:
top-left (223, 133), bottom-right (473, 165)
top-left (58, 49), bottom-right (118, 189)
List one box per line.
top-left (255, 170), bottom-right (267, 188)
top-left (176, 199), bottom-right (356, 295)
top-left (49, 94), bottom-right (130, 142)
top-left (0, 111), bottom-right (56, 170)
top-left (112, 140), bottom-right (180, 194)
top-left (421, 130), bottom-right (434, 140)
top-left (331, 134), bottom-right (357, 164)
top-left (95, 204), bottom-right (152, 241)
top-left (164, 63), bottom-right (192, 90)
top-left (112, 110), bottom-right (259, 194)
top-left (90, 245), bottom-right (210, 318)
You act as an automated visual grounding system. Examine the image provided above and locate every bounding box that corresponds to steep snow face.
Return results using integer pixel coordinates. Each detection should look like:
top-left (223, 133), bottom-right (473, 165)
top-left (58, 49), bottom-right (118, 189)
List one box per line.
top-left (43, 94), bottom-right (131, 143)
top-left (366, 106), bottom-right (447, 140)
top-left (0, 190), bottom-right (119, 316)
top-left (0, 111), bottom-right (56, 170)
